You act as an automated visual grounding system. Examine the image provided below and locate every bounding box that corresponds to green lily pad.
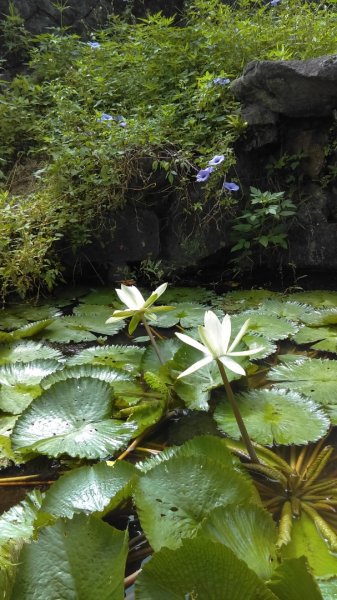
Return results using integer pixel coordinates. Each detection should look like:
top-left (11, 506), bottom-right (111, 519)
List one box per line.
top-left (214, 388), bottom-right (329, 445)
top-left (259, 300), bottom-right (313, 323)
top-left (134, 452), bottom-right (256, 551)
top-left (268, 359), bottom-right (337, 422)
top-left (268, 557), bottom-right (323, 600)
top-left (136, 537), bottom-right (277, 600)
top-left (41, 364), bottom-right (131, 389)
top-left (287, 291), bottom-right (337, 308)
top-left (160, 286), bottom-right (216, 304)
top-left (318, 578), bottom-right (337, 599)
top-left (302, 309), bottom-right (337, 327)
top-left (281, 512), bottom-right (337, 578)
top-left (79, 288), bottom-right (117, 305)
top-left (66, 344), bottom-right (144, 372)
top-left (0, 490), bottom-right (42, 545)
top-left (242, 334), bottom-right (277, 359)
top-left (141, 338), bottom-right (180, 372)
top-left (201, 504), bottom-right (277, 580)
top-left (11, 377), bottom-right (137, 459)
top-left (41, 461), bottom-right (137, 518)
top-left (232, 312), bottom-right (298, 341)
top-left (216, 289), bottom-right (280, 313)
top-left (0, 342), bottom-right (63, 365)
top-left (38, 317), bottom-right (98, 343)
top-left (12, 319), bottom-right (55, 340)
top-left (11, 514), bottom-right (128, 600)
top-left (292, 326), bottom-right (336, 345)
top-left (148, 302), bottom-right (211, 329)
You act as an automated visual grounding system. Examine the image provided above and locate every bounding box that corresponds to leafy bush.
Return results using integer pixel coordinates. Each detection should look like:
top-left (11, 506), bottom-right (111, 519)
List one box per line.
top-left (1, 0), bottom-right (337, 297)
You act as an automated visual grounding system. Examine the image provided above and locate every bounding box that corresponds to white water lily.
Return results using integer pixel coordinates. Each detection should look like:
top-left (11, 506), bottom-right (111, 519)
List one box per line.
top-left (106, 282), bottom-right (174, 334)
top-left (176, 310), bottom-right (264, 378)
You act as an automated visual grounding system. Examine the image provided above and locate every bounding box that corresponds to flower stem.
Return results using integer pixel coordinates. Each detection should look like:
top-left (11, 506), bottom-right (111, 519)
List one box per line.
top-left (216, 359), bottom-right (259, 464)
top-left (142, 316), bottom-right (165, 364)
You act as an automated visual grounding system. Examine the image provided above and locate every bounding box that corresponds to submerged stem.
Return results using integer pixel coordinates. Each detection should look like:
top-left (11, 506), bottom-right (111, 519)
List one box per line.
top-left (141, 317), bottom-right (165, 364)
top-left (216, 359), bottom-right (259, 464)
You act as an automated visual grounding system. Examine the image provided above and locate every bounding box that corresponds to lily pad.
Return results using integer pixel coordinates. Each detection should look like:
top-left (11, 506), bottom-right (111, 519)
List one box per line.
top-left (214, 388), bottom-right (329, 445)
top-left (136, 537), bottom-right (277, 600)
top-left (0, 342), bottom-right (63, 365)
top-left (0, 490), bottom-right (42, 545)
top-left (159, 286), bottom-right (216, 304)
top-left (292, 325), bottom-right (336, 345)
top-left (41, 364), bottom-right (131, 389)
top-left (12, 319), bottom-right (55, 340)
top-left (79, 288), bottom-right (117, 305)
top-left (11, 377), bottom-right (137, 458)
top-left (302, 308), bottom-right (337, 327)
top-left (11, 514), bottom-right (128, 600)
top-left (66, 344), bottom-right (144, 373)
top-left (201, 504), bottom-right (277, 580)
top-left (268, 557), bottom-right (323, 600)
top-left (259, 300), bottom-right (313, 323)
top-left (287, 291), bottom-right (337, 308)
top-left (148, 302), bottom-right (211, 329)
top-left (41, 461), bottom-right (137, 518)
top-left (38, 317), bottom-right (98, 343)
top-left (216, 289), bottom-right (279, 313)
top-left (232, 312), bottom-right (298, 341)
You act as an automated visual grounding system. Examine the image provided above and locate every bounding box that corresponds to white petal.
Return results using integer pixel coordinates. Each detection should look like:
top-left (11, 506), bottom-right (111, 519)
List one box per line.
top-left (116, 285), bottom-right (145, 309)
top-left (154, 282), bottom-right (168, 298)
top-left (220, 314), bottom-right (232, 353)
top-left (200, 311), bottom-right (223, 356)
top-left (105, 315), bottom-right (125, 324)
top-left (229, 347), bottom-right (264, 357)
top-left (228, 319), bottom-right (250, 352)
top-left (177, 356), bottom-right (213, 378)
top-left (175, 332), bottom-right (209, 355)
top-left (219, 355), bottom-right (246, 376)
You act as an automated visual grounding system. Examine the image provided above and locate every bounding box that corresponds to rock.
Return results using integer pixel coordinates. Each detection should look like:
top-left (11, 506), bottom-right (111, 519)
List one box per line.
top-left (231, 55), bottom-right (337, 117)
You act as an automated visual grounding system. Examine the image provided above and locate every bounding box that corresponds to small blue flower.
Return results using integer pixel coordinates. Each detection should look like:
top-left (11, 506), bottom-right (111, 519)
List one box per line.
top-left (87, 41), bottom-right (101, 48)
top-left (223, 181), bottom-right (240, 192)
top-left (196, 167), bottom-right (214, 183)
top-left (98, 113), bottom-right (114, 122)
top-left (270, 0), bottom-right (280, 5)
top-left (97, 114), bottom-right (127, 126)
top-left (208, 154), bottom-right (225, 167)
top-left (213, 77), bottom-right (231, 86)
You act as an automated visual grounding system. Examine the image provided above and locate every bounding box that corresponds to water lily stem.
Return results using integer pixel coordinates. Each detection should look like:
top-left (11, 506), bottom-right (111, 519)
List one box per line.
top-left (141, 317), bottom-right (165, 364)
top-left (216, 359), bottom-right (259, 464)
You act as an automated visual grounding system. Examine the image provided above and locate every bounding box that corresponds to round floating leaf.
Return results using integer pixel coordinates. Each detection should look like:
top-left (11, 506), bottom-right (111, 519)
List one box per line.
top-left (38, 317), bottom-right (97, 343)
top-left (216, 289), bottom-right (280, 313)
top-left (148, 302), bottom-right (213, 329)
top-left (134, 453), bottom-right (256, 551)
top-left (12, 319), bottom-right (55, 340)
top-left (287, 291), bottom-right (337, 308)
top-left (0, 311), bottom-right (27, 330)
top-left (268, 557), bottom-right (323, 600)
top-left (11, 514), bottom-right (128, 600)
top-left (5, 304), bottom-right (60, 322)
top-left (0, 490), bottom-right (42, 545)
top-left (268, 359), bottom-right (337, 418)
top-left (136, 537), bottom-right (276, 600)
top-left (201, 504), bottom-right (277, 580)
top-left (302, 308), bottom-right (337, 327)
top-left (11, 377), bottom-right (137, 458)
top-left (67, 344), bottom-right (144, 373)
top-left (141, 338), bottom-right (180, 373)
top-left (72, 305), bottom-right (126, 335)
top-left (41, 364), bottom-right (131, 389)
top-left (79, 288), bottom-right (117, 305)
top-left (0, 360), bottom-right (62, 414)
top-left (318, 578), bottom-right (337, 599)
top-left (259, 300), bottom-right (313, 323)
top-left (232, 312), bottom-right (298, 341)
top-left (292, 325), bottom-right (335, 345)
top-left (312, 337), bottom-right (337, 353)
top-left (42, 461), bottom-right (137, 518)
top-left (281, 512), bottom-right (337, 578)
top-left (0, 342), bottom-right (63, 365)
top-left (214, 389), bottom-right (329, 445)
top-left (160, 286), bottom-right (216, 304)
top-left (242, 334), bottom-right (277, 359)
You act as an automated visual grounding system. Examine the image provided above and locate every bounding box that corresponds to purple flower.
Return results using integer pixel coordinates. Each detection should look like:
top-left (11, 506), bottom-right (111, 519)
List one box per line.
top-left (87, 41), bottom-right (101, 48)
top-left (213, 77), bottom-right (231, 85)
top-left (98, 113), bottom-right (114, 122)
top-left (97, 114), bottom-right (127, 126)
top-left (196, 167), bottom-right (214, 183)
top-left (270, 0), bottom-right (280, 5)
top-left (208, 154), bottom-right (225, 167)
top-left (223, 181), bottom-right (240, 192)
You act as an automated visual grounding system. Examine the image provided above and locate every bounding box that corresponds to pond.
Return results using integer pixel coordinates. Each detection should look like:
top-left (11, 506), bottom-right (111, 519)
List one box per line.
top-left (1, 283), bottom-right (337, 598)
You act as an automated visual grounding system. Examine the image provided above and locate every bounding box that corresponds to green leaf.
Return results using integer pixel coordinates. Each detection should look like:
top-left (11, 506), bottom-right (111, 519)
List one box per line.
top-left (232, 312), bottom-right (298, 341)
top-left (268, 359), bottom-right (337, 422)
top-left (288, 291), bottom-right (337, 308)
top-left (201, 504), bottom-right (277, 580)
top-left (134, 452), bottom-right (256, 551)
top-left (136, 537), bottom-right (277, 600)
top-left (41, 461), bottom-right (137, 518)
top-left (292, 325), bottom-right (336, 345)
top-left (41, 364), bottom-right (131, 389)
top-left (0, 342), bottom-right (63, 365)
top-left (0, 490), bottom-right (42, 545)
top-left (72, 304), bottom-right (126, 335)
top-left (281, 512), bottom-right (337, 578)
top-left (12, 319), bottom-right (55, 340)
top-left (148, 302), bottom-right (211, 329)
top-left (268, 557), bottom-right (323, 599)
top-left (215, 290), bottom-right (279, 313)
top-left (11, 377), bottom-right (137, 458)
top-left (242, 334), bottom-right (277, 359)
top-left (259, 300), bottom-right (313, 323)
top-left (66, 344), bottom-right (144, 373)
top-left (302, 309), bottom-right (337, 327)
top-left (141, 338), bottom-right (180, 372)
top-left (214, 388), bottom-right (329, 445)
top-left (318, 578), bottom-right (337, 599)
top-left (11, 514), bottom-right (128, 600)
top-left (160, 286), bottom-right (216, 304)
top-left (79, 288), bottom-right (117, 305)
top-left (38, 317), bottom-right (97, 343)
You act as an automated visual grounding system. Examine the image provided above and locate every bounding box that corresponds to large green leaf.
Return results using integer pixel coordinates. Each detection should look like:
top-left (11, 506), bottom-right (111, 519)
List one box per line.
top-left (11, 377), bottom-right (137, 458)
top-left (214, 388), bottom-right (329, 445)
top-left (134, 453), bottom-right (256, 551)
top-left (287, 291), bottom-right (337, 308)
top-left (302, 308), bottom-right (337, 327)
top-left (41, 364), bottom-right (131, 389)
top-left (268, 557), bottom-right (323, 600)
top-left (0, 360), bottom-right (62, 414)
top-left (0, 490), bottom-right (42, 545)
top-left (259, 299), bottom-right (313, 323)
top-left (292, 325), bottom-right (336, 345)
top-left (148, 302), bottom-right (213, 329)
top-left (79, 288), bottom-right (117, 305)
top-left (12, 319), bottom-right (55, 340)
top-left (136, 537), bottom-right (277, 600)
top-left (268, 359), bottom-right (337, 422)
top-left (41, 461), bottom-right (137, 518)
top-left (72, 304), bottom-right (126, 335)
top-left (231, 312), bottom-right (298, 341)
top-left (201, 504), bottom-right (277, 580)
top-left (0, 342), bottom-right (63, 365)
top-left (67, 344), bottom-right (144, 373)
top-left (318, 578), bottom-right (337, 599)
top-left (241, 333), bottom-right (277, 359)
top-left (141, 338), bottom-right (180, 372)
top-left (38, 317), bottom-right (98, 343)
top-left (281, 512), bottom-right (337, 578)
top-left (0, 415), bottom-right (18, 461)
top-left (11, 514), bottom-right (128, 600)
top-left (216, 290), bottom-right (279, 313)
top-left (160, 286), bottom-right (216, 304)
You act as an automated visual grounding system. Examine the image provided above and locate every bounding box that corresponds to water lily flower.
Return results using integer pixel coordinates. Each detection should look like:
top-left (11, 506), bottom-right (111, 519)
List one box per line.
top-left (176, 311), bottom-right (263, 378)
top-left (106, 283), bottom-right (174, 334)
top-left (213, 77), bottom-right (231, 85)
top-left (208, 154), bottom-right (225, 167)
top-left (87, 41), bottom-right (101, 48)
top-left (223, 181), bottom-right (240, 192)
top-left (196, 167), bottom-right (214, 183)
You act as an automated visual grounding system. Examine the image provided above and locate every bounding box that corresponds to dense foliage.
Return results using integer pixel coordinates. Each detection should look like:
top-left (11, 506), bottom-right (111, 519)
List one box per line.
top-left (1, 0), bottom-right (337, 297)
